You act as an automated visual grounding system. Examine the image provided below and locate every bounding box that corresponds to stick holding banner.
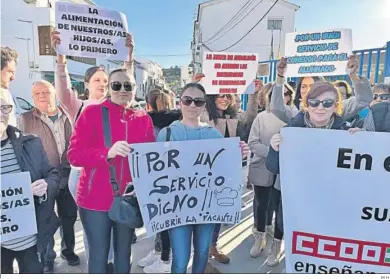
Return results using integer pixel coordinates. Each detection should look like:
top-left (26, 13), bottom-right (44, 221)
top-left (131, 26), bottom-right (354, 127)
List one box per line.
top-left (55, 2), bottom-right (129, 60)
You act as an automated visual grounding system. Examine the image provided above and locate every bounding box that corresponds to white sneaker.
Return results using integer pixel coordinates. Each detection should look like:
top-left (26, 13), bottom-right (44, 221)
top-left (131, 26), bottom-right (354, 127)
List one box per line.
top-left (267, 239), bottom-right (283, 267)
top-left (266, 224), bottom-right (274, 237)
top-left (137, 250), bottom-right (160, 267)
top-left (250, 230), bottom-right (266, 258)
top-left (143, 259), bottom-right (171, 274)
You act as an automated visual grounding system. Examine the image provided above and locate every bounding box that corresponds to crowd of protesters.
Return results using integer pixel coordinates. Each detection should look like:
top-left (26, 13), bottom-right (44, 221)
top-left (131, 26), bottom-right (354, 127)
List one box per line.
top-left (1, 27), bottom-right (389, 275)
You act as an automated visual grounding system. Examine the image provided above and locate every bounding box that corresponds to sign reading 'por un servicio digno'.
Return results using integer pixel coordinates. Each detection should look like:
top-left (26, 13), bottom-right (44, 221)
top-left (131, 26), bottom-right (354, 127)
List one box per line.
top-left (284, 29), bottom-right (353, 77)
top-left (128, 138), bottom-right (243, 236)
top-left (55, 2), bottom-right (129, 60)
top-left (201, 52), bottom-right (259, 95)
top-left (280, 128), bottom-right (390, 274)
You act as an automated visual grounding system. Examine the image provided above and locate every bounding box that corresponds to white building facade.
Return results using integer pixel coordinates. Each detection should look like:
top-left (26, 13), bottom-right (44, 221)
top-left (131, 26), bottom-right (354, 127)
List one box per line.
top-left (133, 59), bottom-right (166, 100)
top-left (191, 0), bottom-right (299, 72)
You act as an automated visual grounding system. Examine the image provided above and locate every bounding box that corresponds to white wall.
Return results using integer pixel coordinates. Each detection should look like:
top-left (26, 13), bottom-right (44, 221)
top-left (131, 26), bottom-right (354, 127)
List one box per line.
top-left (193, 0), bottom-right (297, 69)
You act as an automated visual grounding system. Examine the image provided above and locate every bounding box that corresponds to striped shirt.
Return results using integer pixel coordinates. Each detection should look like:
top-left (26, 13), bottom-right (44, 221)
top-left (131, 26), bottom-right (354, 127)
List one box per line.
top-left (1, 139), bottom-right (37, 251)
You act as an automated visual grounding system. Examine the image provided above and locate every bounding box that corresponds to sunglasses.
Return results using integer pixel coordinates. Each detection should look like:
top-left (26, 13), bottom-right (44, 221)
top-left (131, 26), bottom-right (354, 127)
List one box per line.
top-left (181, 96), bottom-right (206, 107)
top-left (374, 93), bottom-right (390, 101)
top-left (217, 94), bottom-right (233, 100)
top-left (307, 99), bottom-right (336, 108)
top-left (0, 105), bottom-right (13, 114)
top-left (110, 81), bottom-right (134, 92)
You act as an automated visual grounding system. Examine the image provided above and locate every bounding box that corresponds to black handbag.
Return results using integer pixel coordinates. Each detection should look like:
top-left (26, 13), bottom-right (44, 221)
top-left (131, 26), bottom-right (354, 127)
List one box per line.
top-left (101, 106), bottom-right (144, 229)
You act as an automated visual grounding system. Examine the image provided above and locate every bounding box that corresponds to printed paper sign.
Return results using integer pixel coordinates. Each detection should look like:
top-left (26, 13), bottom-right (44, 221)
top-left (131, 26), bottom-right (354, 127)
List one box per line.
top-left (280, 128), bottom-right (390, 274)
top-left (202, 52), bottom-right (258, 94)
top-left (1, 172), bottom-right (37, 242)
top-left (55, 2), bottom-right (129, 60)
top-left (284, 29), bottom-right (352, 77)
top-left (129, 138), bottom-right (243, 236)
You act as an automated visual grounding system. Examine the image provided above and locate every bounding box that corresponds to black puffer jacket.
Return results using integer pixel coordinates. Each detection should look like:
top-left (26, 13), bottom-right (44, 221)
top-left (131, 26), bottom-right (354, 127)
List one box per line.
top-left (148, 110), bottom-right (182, 136)
top-left (7, 126), bottom-right (60, 254)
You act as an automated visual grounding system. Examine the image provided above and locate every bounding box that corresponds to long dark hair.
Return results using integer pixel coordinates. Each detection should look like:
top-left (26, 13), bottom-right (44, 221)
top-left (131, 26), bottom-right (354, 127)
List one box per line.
top-left (84, 66), bottom-right (106, 97)
top-left (294, 76), bottom-right (324, 109)
top-left (206, 94), bottom-right (238, 124)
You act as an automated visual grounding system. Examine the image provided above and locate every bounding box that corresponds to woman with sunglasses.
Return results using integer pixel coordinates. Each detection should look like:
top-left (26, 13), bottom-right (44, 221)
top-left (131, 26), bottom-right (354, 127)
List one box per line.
top-left (363, 83), bottom-right (390, 132)
top-left (156, 83), bottom-right (249, 273)
top-left (247, 82), bottom-right (295, 266)
top-left (270, 56), bottom-right (373, 124)
top-left (266, 82), bottom-right (363, 236)
top-left (137, 89), bottom-right (181, 274)
top-left (67, 68), bottom-right (155, 274)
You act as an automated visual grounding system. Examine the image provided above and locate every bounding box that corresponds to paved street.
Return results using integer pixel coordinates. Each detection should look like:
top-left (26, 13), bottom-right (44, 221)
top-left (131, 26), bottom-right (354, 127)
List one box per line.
top-left (14, 166), bottom-right (285, 274)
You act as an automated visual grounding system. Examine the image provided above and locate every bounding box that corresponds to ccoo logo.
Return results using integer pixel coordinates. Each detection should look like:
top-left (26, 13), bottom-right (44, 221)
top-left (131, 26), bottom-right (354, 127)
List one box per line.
top-left (292, 231), bottom-right (390, 267)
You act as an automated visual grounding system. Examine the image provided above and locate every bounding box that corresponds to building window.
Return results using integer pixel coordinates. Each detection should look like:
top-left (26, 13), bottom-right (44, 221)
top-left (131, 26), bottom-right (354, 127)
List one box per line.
top-left (267, 19), bottom-right (282, 30)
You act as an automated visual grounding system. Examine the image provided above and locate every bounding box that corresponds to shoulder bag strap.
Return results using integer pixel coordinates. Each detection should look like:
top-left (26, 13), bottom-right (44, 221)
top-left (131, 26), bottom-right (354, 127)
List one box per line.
top-left (166, 127), bottom-right (171, 141)
top-left (75, 102), bottom-right (84, 122)
top-left (102, 106), bottom-right (120, 196)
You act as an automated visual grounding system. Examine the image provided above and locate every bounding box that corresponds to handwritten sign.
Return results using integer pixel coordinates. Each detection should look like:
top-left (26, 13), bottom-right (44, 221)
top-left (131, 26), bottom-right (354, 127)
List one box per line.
top-left (55, 2), bottom-right (129, 60)
top-left (129, 138), bottom-right (243, 236)
top-left (284, 29), bottom-right (352, 77)
top-left (280, 128), bottom-right (390, 274)
top-left (202, 52), bottom-right (258, 94)
top-left (1, 172), bottom-right (37, 242)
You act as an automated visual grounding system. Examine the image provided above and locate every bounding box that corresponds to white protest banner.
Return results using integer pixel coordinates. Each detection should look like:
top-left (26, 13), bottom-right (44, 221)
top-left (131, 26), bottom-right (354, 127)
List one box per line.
top-left (1, 172), bottom-right (37, 242)
top-left (129, 138), bottom-right (243, 236)
top-left (202, 52), bottom-right (258, 94)
top-left (284, 29), bottom-right (352, 77)
top-left (55, 2), bottom-right (128, 60)
top-left (279, 128), bottom-right (390, 274)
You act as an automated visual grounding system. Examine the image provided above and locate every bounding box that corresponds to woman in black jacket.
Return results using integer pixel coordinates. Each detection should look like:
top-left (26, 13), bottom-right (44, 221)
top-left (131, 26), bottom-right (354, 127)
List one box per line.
top-left (266, 82), bottom-right (362, 232)
top-left (1, 94), bottom-right (60, 274)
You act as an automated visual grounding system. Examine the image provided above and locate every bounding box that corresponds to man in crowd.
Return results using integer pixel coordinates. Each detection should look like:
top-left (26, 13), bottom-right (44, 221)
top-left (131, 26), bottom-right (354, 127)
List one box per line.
top-left (18, 80), bottom-right (79, 273)
top-left (363, 83), bottom-right (390, 132)
top-left (1, 46), bottom-right (18, 126)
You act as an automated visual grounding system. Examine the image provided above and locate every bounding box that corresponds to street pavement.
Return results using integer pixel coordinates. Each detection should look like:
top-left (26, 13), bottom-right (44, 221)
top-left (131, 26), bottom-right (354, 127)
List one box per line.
top-left (14, 166), bottom-right (285, 274)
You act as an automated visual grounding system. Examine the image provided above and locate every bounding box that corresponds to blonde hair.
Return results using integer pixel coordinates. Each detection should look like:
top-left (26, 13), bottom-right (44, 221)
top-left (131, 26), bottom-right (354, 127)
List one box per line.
top-left (259, 83), bottom-right (273, 110)
top-left (302, 81), bottom-right (343, 115)
top-left (32, 80), bottom-right (55, 93)
top-left (156, 93), bottom-right (172, 112)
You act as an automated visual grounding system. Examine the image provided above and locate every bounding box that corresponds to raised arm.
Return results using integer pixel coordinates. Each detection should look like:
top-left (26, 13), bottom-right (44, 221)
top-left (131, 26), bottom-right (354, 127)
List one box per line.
top-left (122, 33), bottom-right (135, 76)
top-left (341, 55), bottom-right (373, 120)
top-left (270, 57), bottom-right (295, 124)
top-left (51, 30), bottom-right (83, 124)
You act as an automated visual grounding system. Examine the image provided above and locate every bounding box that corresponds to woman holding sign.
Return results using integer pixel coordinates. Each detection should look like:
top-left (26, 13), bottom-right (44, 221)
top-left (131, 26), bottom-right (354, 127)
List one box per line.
top-left (51, 30), bottom-right (136, 272)
top-left (156, 83), bottom-right (249, 273)
top-left (266, 82), bottom-right (363, 234)
top-left (67, 68), bottom-right (155, 274)
top-left (1, 91), bottom-right (60, 274)
top-left (270, 55), bottom-right (373, 124)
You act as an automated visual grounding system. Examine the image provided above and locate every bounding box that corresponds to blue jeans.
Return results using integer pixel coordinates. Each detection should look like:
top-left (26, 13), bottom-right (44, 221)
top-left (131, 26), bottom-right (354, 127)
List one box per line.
top-left (169, 224), bottom-right (214, 274)
top-left (79, 207), bottom-right (134, 274)
top-left (69, 168), bottom-right (114, 263)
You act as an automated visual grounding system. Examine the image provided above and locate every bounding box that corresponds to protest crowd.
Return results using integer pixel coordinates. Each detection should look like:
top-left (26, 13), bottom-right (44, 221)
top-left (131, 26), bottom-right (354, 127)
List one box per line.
top-left (1, 1), bottom-right (390, 276)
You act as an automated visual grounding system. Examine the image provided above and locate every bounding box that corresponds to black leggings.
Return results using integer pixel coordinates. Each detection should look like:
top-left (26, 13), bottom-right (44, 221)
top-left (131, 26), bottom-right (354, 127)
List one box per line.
top-left (1, 245), bottom-right (42, 274)
top-left (154, 230), bottom-right (171, 262)
top-left (79, 207), bottom-right (134, 274)
top-left (253, 187), bottom-right (283, 240)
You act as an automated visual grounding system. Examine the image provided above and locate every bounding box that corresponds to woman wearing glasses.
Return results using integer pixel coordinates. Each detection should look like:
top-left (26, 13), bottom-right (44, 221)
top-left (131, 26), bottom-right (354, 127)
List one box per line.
top-left (266, 82), bottom-right (363, 237)
top-left (0, 91), bottom-right (60, 274)
top-left (51, 31), bottom-right (136, 271)
top-left (67, 68), bottom-right (155, 274)
top-left (156, 83), bottom-right (249, 273)
top-left (270, 56), bottom-right (373, 125)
